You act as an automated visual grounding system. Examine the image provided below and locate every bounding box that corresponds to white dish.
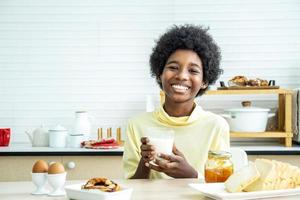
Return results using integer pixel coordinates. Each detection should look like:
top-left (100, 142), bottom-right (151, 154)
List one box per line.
top-left (189, 183), bottom-right (300, 200)
top-left (65, 183), bottom-right (133, 200)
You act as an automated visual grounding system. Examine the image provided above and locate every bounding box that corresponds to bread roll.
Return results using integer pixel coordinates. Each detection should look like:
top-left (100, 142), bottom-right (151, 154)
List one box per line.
top-left (225, 162), bottom-right (260, 193)
top-left (244, 159), bottom-right (300, 191)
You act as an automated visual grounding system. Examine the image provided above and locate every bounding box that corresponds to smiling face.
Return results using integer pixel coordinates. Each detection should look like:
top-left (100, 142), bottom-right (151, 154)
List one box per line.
top-left (160, 49), bottom-right (207, 105)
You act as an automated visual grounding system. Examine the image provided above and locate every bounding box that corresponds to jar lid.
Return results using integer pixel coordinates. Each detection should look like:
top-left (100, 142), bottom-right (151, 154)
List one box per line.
top-left (225, 101), bottom-right (270, 112)
top-left (225, 107), bottom-right (270, 112)
top-left (208, 150), bottom-right (231, 158)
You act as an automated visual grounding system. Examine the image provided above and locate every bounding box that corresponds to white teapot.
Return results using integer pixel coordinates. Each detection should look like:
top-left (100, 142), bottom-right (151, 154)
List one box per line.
top-left (26, 126), bottom-right (49, 147)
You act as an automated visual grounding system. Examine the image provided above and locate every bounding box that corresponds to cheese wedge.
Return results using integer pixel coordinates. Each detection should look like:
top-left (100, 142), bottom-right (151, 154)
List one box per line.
top-left (244, 159), bottom-right (278, 191)
top-left (225, 162), bottom-right (260, 193)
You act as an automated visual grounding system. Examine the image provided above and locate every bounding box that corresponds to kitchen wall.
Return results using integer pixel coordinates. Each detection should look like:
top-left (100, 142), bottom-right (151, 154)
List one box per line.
top-left (0, 0), bottom-right (300, 144)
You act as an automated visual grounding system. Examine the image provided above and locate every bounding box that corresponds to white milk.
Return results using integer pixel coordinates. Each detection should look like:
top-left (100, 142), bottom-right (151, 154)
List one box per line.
top-left (149, 138), bottom-right (173, 155)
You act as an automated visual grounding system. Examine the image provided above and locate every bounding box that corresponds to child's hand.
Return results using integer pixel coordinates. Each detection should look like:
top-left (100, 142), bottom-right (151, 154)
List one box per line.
top-left (148, 145), bottom-right (198, 178)
top-left (140, 137), bottom-right (156, 165)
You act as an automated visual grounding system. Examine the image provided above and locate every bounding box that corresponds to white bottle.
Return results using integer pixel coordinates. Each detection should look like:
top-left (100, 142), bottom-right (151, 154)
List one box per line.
top-left (73, 111), bottom-right (91, 140)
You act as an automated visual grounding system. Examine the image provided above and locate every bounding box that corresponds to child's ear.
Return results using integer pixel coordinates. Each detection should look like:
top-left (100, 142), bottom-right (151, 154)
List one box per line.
top-left (201, 82), bottom-right (208, 89)
top-left (157, 76), bottom-right (162, 83)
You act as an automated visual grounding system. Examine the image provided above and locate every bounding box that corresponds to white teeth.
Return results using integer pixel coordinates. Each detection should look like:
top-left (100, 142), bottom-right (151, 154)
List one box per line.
top-left (172, 84), bottom-right (189, 90)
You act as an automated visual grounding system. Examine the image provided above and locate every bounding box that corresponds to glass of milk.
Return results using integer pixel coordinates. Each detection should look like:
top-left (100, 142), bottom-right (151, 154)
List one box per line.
top-left (144, 127), bottom-right (174, 158)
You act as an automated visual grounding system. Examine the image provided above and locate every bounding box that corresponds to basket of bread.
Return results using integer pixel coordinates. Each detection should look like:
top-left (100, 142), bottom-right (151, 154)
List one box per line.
top-left (190, 159), bottom-right (300, 200)
top-left (225, 158), bottom-right (300, 192)
top-left (219, 76), bottom-right (278, 90)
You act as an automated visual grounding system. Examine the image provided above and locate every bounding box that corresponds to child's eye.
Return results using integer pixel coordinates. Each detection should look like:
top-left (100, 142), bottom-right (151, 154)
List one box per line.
top-left (190, 69), bottom-right (200, 74)
top-left (167, 66), bottom-right (178, 70)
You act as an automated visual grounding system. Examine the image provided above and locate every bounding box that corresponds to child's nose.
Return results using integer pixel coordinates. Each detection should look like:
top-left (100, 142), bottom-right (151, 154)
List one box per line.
top-left (176, 69), bottom-right (189, 80)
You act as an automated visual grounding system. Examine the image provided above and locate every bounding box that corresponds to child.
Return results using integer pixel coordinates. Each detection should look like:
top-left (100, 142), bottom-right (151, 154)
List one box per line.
top-left (123, 24), bottom-right (230, 179)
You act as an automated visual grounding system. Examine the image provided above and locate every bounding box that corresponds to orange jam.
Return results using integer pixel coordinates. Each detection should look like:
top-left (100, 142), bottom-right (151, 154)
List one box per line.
top-left (204, 151), bottom-right (233, 183)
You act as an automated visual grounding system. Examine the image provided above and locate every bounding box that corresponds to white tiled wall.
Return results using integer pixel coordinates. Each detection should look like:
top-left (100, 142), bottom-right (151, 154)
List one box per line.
top-left (0, 0), bottom-right (300, 143)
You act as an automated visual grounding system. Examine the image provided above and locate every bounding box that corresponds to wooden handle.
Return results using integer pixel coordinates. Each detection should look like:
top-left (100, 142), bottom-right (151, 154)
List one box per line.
top-left (97, 128), bottom-right (102, 140)
top-left (107, 127), bottom-right (112, 138)
top-left (116, 127), bottom-right (121, 142)
top-left (241, 101), bottom-right (251, 107)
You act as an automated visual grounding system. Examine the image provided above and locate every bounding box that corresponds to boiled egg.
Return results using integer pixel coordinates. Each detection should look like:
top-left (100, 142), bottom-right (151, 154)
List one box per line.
top-left (32, 160), bottom-right (48, 173)
top-left (48, 162), bottom-right (65, 174)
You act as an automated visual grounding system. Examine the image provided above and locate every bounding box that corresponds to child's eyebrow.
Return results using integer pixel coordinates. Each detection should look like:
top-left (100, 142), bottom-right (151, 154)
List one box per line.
top-left (190, 62), bottom-right (201, 68)
top-left (165, 60), bottom-right (178, 65)
top-left (166, 61), bottom-right (202, 68)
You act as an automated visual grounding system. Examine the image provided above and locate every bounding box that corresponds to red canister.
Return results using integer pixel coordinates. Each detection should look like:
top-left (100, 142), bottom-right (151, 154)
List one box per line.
top-left (0, 128), bottom-right (10, 146)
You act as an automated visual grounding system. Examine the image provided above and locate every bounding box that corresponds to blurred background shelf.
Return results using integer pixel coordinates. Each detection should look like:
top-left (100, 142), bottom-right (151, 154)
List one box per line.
top-left (206, 89), bottom-right (293, 147)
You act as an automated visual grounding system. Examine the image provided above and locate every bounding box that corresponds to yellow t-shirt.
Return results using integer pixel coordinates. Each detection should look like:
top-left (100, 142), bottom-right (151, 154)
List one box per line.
top-left (122, 104), bottom-right (230, 179)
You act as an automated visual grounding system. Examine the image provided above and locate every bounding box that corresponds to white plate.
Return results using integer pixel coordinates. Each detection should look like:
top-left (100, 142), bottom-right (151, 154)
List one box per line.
top-left (189, 183), bottom-right (300, 200)
top-left (65, 183), bottom-right (133, 200)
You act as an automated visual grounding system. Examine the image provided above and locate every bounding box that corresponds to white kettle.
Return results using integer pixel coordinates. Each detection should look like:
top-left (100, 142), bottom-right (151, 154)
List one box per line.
top-left (25, 126), bottom-right (49, 147)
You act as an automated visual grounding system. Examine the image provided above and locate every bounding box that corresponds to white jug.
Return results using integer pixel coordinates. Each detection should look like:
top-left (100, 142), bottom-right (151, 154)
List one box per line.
top-left (25, 126), bottom-right (49, 147)
top-left (73, 111), bottom-right (91, 140)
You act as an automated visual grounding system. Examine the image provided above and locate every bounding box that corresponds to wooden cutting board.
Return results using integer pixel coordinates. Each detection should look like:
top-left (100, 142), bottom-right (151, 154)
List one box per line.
top-left (217, 86), bottom-right (280, 90)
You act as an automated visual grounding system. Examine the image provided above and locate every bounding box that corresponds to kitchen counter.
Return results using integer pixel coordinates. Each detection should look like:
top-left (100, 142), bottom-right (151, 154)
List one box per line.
top-left (1, 142), bottom-right (300, 181)
top-left (0, 179), bottom-right (299, 200)
top-left (0, 143), bottom-right (123, 156)
top-left (1, 141), bottom-right (300, 156)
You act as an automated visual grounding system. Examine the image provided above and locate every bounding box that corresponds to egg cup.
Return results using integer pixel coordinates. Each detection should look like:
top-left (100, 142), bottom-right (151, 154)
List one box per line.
top-left (31, 172), bottom-right (49, 195)
top-left (47, 172), bottom-right (67, 196)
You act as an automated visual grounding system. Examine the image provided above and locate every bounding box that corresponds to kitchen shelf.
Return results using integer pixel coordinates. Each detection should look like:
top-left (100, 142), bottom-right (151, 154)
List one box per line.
top-left (205, 89), bottom-right (293, 147)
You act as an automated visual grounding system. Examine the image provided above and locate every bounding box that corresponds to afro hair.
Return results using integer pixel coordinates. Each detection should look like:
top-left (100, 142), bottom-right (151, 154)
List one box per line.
top-left (149, 24), bottom-right (222, 96)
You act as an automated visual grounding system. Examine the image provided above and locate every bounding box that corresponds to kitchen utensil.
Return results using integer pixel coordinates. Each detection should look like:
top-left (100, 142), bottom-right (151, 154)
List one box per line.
top-left (0, 128), bottom-right (10, 146)
top-left (26, 126), bottom-right (49, 147)
top-left (221, 101), bottom-right (275, 132)
top-left (97, 128), bottom-right (103, 140)
top-left (49, 125), bottom-right (68, 148)
top-left (47, 172), bottom-right (67, 196)
top-left (31, 172), bottom-right (48, 195)
top-left (73, 111), bottom-right (92, 140)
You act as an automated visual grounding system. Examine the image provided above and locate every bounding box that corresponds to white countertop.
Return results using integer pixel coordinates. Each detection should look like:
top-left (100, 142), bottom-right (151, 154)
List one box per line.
top-left (231, 141), bottom-right (300, 152)
top-left (1, 179), bottom-right (299, 200)
top-left (0, 143), bottom-right (123, 152)
top-left (1, 141), bottom-right (300, 155)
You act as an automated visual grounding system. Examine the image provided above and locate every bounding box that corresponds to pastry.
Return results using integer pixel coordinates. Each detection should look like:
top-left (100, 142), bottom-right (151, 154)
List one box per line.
top-left (82, 177), bottom-right (121, 192)
top-left (81, 138), bottom-right (119, 149)
top-left (248, 79), bottom-right (259, 86)
top-left (257, 78), bottom-right (268, 86)
top-left (229, 76), bottom-right (248, 86)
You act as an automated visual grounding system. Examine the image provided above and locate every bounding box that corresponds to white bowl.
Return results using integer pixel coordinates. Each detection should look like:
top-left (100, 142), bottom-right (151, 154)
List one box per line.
top-left (65, 183), bottom-right (133, 200)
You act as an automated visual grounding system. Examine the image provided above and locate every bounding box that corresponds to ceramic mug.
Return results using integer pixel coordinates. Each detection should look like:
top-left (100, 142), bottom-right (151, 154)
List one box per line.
top-left (0, 128), bottom-right (11, 146)
top-left (67, 135), bottom-right (84, 148)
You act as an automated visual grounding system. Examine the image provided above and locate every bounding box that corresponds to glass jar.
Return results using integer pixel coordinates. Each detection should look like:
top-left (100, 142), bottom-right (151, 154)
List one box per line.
top-left (205, 150), bottom-right (233, 183)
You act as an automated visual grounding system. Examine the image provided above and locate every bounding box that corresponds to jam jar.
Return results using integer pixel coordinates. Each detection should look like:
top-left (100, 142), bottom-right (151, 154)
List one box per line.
top-left (205, 150), bottom-right (233, 183)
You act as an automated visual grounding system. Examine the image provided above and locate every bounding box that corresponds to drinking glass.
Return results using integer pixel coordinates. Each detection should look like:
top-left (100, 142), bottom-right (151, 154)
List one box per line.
top-left (144, 127), bottom-right (174, 165)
